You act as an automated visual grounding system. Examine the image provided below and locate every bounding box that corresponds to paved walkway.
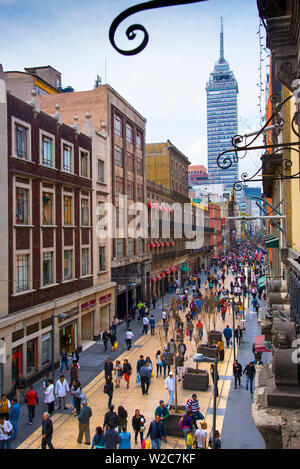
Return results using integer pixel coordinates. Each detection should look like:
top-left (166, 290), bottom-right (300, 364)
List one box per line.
top-left (221, 295), bottom-right (271, 449)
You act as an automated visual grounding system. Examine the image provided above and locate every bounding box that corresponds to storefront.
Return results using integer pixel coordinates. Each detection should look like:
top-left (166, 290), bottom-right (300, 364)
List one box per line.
top-left (59, 321), bottom-right (78, 355)
top-left (11, 345), bottom-right (22, 386)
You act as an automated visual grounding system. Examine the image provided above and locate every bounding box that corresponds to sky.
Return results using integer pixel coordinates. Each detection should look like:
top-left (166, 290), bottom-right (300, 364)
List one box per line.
top-left (0, 0), bottom-right (267, 182)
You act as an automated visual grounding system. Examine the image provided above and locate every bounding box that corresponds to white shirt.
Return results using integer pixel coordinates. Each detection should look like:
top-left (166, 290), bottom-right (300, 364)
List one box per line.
top-left (44, 383), bottom-right (55, 403)
top-left (162, 311), bottom-right (167, 319)
top-left (0, 420), bottom-right (13, 440)
top-left (125, 331), bottom-right (134, 340)
top-left (55, 379), bottom-right (70, 397)
top-left (143, 317), bottom-right (149, 326)
top-left (195, 428), bottom-right (207, 448)
top-left (165, 376), bottom-right (175, 391)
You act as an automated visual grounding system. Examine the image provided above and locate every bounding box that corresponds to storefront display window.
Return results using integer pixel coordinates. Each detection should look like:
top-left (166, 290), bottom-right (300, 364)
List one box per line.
top-left (60, 322), bottom-right (77, 354)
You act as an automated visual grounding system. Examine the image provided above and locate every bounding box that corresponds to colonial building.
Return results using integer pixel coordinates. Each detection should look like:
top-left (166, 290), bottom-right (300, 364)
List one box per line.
top-left (38, 84), bottom-right (151, 320)
top-left (0, 83), bottom-right (114, 394)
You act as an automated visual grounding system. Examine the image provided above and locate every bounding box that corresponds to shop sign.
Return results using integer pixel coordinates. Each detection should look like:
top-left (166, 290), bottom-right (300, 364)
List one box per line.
top-left (99, 293), bottom-right (112, 304)
top-left (81, 299), bottom-right (96, 311)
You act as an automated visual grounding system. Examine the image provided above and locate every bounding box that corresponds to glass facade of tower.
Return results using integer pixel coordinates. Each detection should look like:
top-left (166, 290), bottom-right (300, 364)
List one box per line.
top-left (206, 37), bottom-right (239, 193)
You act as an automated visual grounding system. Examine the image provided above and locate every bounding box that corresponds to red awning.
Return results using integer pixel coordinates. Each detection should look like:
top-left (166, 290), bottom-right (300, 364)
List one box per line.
top-left (155, 242), bottom-right (160, 247)
top-left (151, 277), bottom-right (157, 282)
top-left (147, 201), bottom-right (152, 209)
top-left (164, 269), bottom-right (170, 274)
top-left (156, 275), bottom-right (162, 281)
top-left (164, 242), bottom-right (169, 247)
top-left (149, 242), bottom-right (155, 248)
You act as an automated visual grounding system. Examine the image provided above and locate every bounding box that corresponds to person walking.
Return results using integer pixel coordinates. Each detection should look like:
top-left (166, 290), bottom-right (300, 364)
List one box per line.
top-left (9, 398), bottom-right (20, 440)
top-left (55, 375), bottom-right (69, 410)
top-left (196, 319), bottom-right (204, 341)
top-left (0, 394), bottom-right (11, 421)
top-left (123, 359), bottom-right (132, 389)
top-left (132, 409), bottom-right (146, 447)
top-left (178, 341), bottom-right (187, 358)
top-left (194, 421), bottom-right (207, 449)
top-left (149, 315), bottom-right (156, 335)
top-left (14, 373), bottom-right (26, 404)
top-left (175, 353), bottom-right (185, 381)
top-left (146, 414), bottom-right (163, 449)
top-left (156, 350), bottom-right (163, 378)
top-left (187, 320), bottom-right (194, 341)
top-left (139, 362), bottom-right (151, 395)
top-left (70, 379), bottom-right (83, 416)
top-left (125, 328), bottom-right (134, 351)
top-left (59, 349), bottom-right (69, 374)
top-left (117, 406), bottom-right (128, 433)
top-left (104, 377), bottom-right (114, 409)
top-left (0, 418), bottom-right (13, 449)
top-left (118, 426), bottom-right (131, 449)
top-left (145, 356), bottom-right (153, 383)
top-left (104, 358), bottom-right (113, 382)
top-left (243, 362), bottom-right (256, 394)
top-left (44, 379), bottom-right (55, 415)
top-left (234, 325), bottom-right (243, 346)
top-left (165, 372), bottom-right (175, 409)
top-left (71, 348), bottom-right (80, 366)
top-left (233, 360), bottom-right (243, 388)
top-left (104, 423), bottom-right (120, 449)
top-left (181, 410), bottom-right (193, 442)
top-left (102, 329), bottom-right (110, 353)
top-left (41, 412), bottom-right (54, 450)
top-left (210, 364), bottom-right (219, 397)
top-left (70, 364), bottom-right (79, 405)
top-left (77, 400), bottom-right (92, 445)
top-left (185, 394), bottom-right (205, 429)
top-left (142, 316), bottom-right (149, 335)
top-left (91, 426), bottom-right (105, 449)
top-left (155, 400), bottom-right (169, 443)
top-left (109, 328), bottom-right (117, 352)
top-left (217, 340), bottom-right (225, 361)
top-left (113, 360), bottom-right (123, 388)
top-left (25, 385), bottom-right (39, 425)
top-left (103, 405), bottom-right (118, 430)
top-left (223, 325), bottom-right (233, 349)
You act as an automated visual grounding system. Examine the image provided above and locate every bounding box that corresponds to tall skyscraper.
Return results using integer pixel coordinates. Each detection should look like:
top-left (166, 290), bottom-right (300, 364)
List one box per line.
top-left (206, 19), bottom-right (239, 194)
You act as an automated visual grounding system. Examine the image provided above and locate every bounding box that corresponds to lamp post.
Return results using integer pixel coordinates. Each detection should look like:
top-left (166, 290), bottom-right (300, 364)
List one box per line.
top-left (51, 312), bottom-right (67, 383)
top-left (193, 353), bottom-right (219, 449)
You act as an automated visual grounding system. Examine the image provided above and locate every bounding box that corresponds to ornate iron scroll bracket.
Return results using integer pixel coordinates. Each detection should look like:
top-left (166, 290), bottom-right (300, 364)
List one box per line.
top-left (109, 0), bottom-right (208, 56)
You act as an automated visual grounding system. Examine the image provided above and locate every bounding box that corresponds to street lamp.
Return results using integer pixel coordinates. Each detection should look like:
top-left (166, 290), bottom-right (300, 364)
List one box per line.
top-left (51, 312), bottom-right (67, 383)
top-left (193, 353), bottom-right (218, 449)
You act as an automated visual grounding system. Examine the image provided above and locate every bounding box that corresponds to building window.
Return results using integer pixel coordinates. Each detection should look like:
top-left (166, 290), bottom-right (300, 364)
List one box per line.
top-left (98, 160), bottom-right (104, 182)
top-left (114, 145), bottom-right (123, 167)
top-left (136, 131), bottom-right (142, 150)
top-left (114, 114), bottom-right (123, 137)
top-left (63, 195), bottom-right (72, 225)
top-left (99, 246), bottom-right (106, 271)
top-left (136, 158), bottom-right (143, 176)
top-left (137, 184), bottom-right (143, 202)
top-left (81, 198), bottom-right (89, 226)
top-left (127, 181), bottom-right (134, 200)
top-left (15, 124), bottom-right (28, 159)
top-left (81, 248), bottom-right (90, 276)
top-left (63, 144), bottom-right (72, 173)
top-left (127, 152), bottom-right (134, 172)
top-left (80, 151), bottom-right (89, 178)
top-left (116, 240), bottom-right (124, 258)
top-left (127, 239), bottom-right (134, 256)
top-left (42, 252), bottom-right (53, 286)
top-left (64, 250), bottom-right (73, 280)
top-left (16, 254), bottom-right (29, 293)
top-left (42, 192), bottom-right (53, 225)
top-left (137, 238), bottom-right (143, 253)
top-left (42, 135), bottom-right (53, 167)
top-left (16, 187), bottom-right (29, 224)
top-left (126, 123), bottom-right (133, 144)
top-left (116, 177), bottom-right (123, 195)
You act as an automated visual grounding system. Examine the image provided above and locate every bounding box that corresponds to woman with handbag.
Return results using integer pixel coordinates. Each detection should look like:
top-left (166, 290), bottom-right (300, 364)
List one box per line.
top-left (123, 359), bottom-right (132, 389)
top-left (132, 409), bottom-right (146, 447)
top-left (155, 350), bottom-right (163, 378)
top-left (113, 361), bottom-right (123, 388)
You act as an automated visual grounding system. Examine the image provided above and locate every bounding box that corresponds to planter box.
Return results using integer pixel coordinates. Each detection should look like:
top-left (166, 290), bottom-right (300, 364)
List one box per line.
top-left (208, 330), bottom-right (222, 345)
top-left (166, 405), bottom-right (186, 437)
top-left (183, 368), bottom-right (209, 391)
top-left (197, 344), bottom-right (218, 359)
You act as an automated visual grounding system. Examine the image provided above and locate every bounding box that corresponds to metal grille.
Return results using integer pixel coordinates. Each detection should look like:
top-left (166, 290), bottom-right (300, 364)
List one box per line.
top-left (16, 254), bottom-right (29, 292)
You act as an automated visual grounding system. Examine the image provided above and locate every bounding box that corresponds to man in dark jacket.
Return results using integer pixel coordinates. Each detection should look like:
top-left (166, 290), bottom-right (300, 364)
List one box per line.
top-left (243, 362), bottom-right (256, 394)
top-left (104, 423), bottom-right (120, 449)
top-left (102, 330), bottom-right (110, 352)
top-left (154, 400), bottom-right (169, 443)
top-left (233, 360), bottom-right (243, 388)
top-left (77, 400), bottom-right (92, 445)
top-left (15, 373), bottom-right (26, 403)
top-left (146, 415), bottom-right (163, 449)
top-left (41, 412), bottom-right (54, 449)
top-left (103, 405), bottom-right (118, 430)
top-left (104, 358), bottom-right (113, 381)
top-left (139, 364), bottom-right (150, 395)
top-left (223, 325), bottom-right (232, 348)
top-left (234, 325), bottom-right (243, 346)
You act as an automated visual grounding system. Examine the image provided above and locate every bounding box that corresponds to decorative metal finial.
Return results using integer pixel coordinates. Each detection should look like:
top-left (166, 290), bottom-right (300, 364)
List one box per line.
top-left (109, 0), bottom-right (208, 56)
top-left (85, 109), bottom-right (91, 120)
top-left (55, 103), bottom-right (60, 111)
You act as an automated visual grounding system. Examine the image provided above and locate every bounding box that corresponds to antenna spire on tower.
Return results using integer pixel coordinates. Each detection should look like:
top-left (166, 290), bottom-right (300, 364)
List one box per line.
top-left (219, 17), bottom-right (225, 63)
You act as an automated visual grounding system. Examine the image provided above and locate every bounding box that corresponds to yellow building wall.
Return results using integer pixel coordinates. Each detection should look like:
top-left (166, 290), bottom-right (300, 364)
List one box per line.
top-left (289, 93), bottom-right (300, 253)
top-left (146, 142), bottom-right (170, 189)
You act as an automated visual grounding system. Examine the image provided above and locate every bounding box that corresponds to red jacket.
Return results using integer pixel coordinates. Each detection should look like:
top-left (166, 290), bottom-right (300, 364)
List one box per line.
top-left (25, 390), bottom-right (38, 406)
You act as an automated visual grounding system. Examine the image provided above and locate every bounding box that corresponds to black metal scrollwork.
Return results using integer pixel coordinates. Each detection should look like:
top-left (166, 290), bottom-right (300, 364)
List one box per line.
top-left (109, 0), bottom-right (208, 56)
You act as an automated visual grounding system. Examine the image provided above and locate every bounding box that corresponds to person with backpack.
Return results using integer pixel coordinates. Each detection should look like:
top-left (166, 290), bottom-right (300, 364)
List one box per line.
top-left (103, 405), bottom-right (118, 431)
top-left (25, 385), bottom-right (39, 424)
top-left (117, 406), bottom-right (128, 433)
top-left (104, 377), bottom-right (114, 409)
